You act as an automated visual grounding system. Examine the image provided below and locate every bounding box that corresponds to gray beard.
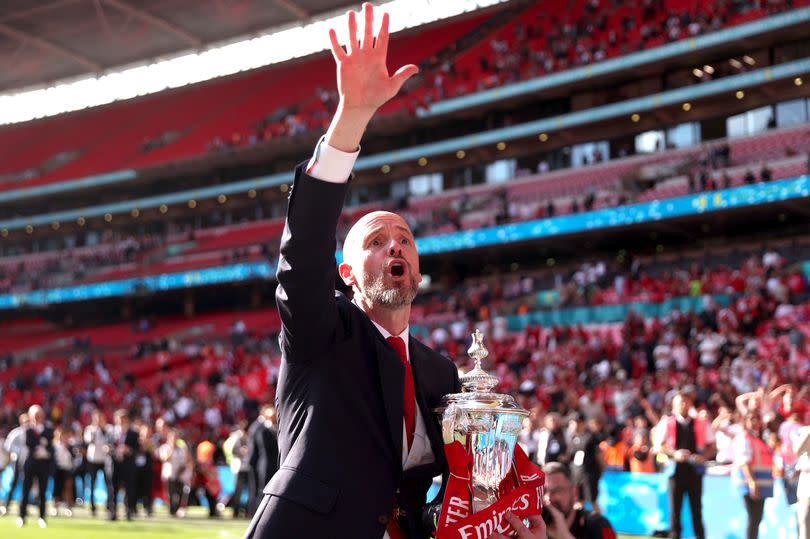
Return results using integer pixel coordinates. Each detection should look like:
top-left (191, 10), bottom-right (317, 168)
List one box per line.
top-left (363, 270), bottom-right (418, 309)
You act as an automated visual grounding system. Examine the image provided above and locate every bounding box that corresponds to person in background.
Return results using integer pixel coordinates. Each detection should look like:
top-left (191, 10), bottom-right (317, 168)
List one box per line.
top-left (778, 410), bottom-right (803, 508)
top-left (792, 426), bottom-right (810, 539)
top-left (52, 427), bottom-right (75, 517)
top-left (193, 440), bottom-right (221, 518)
top-left (223, 421), bottom-right (250, 518)
top-left (653, 391), bottom-right (714, 539)
top-left (83, 410), bottom-right (110, 516)
top-left (70, 430), bottom-right (87, 510)
top-left (1, 413), bottom-right (28, 516)
top-left (628, 429), bottom-right (656, 473)
top-left (159, 428), bottom-right (190, 517)
top-left (246, 402), bottom-right (278, 517)
top-left (135, 424), bottom-right (155, 517)
top-left (18, 405), bottom-right (54, 529)
top-left (107, 409), bottom-right (140, 521)
top-left (568, 415), bottom-right (604, 514)
top-left (543, 462), bottom-right (616, 539)
top-left (536, 412), bottom-right (568, 466)
top-left (733, 412), bottom-right (773, 539)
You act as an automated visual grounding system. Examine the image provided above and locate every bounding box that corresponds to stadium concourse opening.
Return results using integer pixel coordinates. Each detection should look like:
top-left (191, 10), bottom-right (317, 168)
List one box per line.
top-left (1, 1), bottom-right (809, 538)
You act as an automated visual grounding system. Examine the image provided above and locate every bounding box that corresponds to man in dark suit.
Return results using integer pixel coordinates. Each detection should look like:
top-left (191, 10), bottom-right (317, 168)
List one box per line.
top-left (108, 409), bottom-right (140, 521)
top-left (244, 5), bottom-right (546, 539)
top-left (18, 406), bottom-right (54, 529)
top-left (246, 404), bottom-right (279, 517)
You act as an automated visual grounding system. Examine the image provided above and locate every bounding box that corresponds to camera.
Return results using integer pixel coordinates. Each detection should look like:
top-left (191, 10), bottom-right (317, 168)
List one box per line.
top-left (542, 507), bottom-right (553, 525)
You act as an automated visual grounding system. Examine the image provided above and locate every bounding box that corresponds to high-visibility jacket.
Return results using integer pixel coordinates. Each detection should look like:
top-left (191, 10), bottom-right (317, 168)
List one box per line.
top-left (733, 431), bottom-right (774, 498)
top-left (629, 446), bottom-right (656, 473)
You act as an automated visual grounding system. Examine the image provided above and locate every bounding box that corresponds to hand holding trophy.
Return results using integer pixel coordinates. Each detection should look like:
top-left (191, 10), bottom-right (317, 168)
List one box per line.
top-left (431, 331), bottom-right (547, 539)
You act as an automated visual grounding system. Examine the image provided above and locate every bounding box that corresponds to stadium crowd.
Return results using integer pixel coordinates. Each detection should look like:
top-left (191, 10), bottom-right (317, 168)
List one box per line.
top-left (206, 0), bottom-right (799, 152)
top-left (0, 238), bottom-right (808, 534)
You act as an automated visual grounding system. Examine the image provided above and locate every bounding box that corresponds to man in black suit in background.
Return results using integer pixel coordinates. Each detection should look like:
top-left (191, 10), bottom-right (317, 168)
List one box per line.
top-left (18, 406), bottom-right (54, 529)
top-left (108, 409), bottom-right (140, 521)
top-left (244, 4), bottom-right (545, 539)
top-left (246, 404), bottom-right (279, 517)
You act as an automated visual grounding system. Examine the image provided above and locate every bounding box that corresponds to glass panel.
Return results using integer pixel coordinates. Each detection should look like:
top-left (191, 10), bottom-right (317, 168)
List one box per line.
top-left (775, 99), bottom-right (808, 127)
top-left (571, 141), bottom-right (609, 166)
top-left (485, 159), bottom-right (516, 184)
top-left (666, 122), bottom-right (701, 148)
top-left (635, 130), bottom-right (664, 153)
top-left (408, 173), bottom-right (443, 196)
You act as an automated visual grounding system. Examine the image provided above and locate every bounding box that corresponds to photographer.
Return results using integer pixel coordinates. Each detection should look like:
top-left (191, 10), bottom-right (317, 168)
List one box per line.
top-left (542, 462), bottom-right (616, 539)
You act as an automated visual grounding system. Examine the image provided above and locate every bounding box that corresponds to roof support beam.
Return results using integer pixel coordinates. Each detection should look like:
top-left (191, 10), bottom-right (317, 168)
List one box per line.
top-left (102, 0), bottom-right (203, 48)
top-left (0, 22), bottom-right (102, 72)
top-left (273, 0), bottom-right (310, 22)
top-left (0, 0), bottom-right (78, 23)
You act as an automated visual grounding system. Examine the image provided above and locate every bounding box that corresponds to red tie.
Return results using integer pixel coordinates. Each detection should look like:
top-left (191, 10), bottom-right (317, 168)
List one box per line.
top-left (386, 336), bottom-right (415, 452)
top-left (386, 335), bottom-right (415, 539)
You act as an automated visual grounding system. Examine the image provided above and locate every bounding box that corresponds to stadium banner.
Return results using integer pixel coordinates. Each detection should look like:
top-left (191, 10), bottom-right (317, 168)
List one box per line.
top-left (508, 294), bottom-right (730, 330)
top-left (0, 176), bottom-right (806, 309)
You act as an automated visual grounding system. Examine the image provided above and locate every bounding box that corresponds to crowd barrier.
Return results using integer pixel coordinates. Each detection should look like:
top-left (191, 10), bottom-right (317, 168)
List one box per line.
top-left (600, 470), bottom-right (798, 538)
top-left (1, 465), bottom-right (800, 537)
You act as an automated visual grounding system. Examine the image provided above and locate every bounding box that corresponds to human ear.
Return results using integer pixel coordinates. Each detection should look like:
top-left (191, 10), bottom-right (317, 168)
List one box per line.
top-left (338, 262), bottom-right (356, 286)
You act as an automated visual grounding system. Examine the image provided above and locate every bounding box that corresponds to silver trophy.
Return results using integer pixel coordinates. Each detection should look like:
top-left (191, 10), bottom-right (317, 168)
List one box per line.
top-left (435, 330), bottom-right (529, 513)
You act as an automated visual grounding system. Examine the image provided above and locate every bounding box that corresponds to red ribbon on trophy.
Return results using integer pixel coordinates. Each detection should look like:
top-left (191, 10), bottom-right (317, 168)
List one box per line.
top-left (435, 441), bottom-right (545, 539)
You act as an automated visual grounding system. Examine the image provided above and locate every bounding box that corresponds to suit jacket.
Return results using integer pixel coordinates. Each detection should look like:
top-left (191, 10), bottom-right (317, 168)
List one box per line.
top-left (24, 424), bottom-right (54, 464)
top-left (244, 164), bottom-right (459, 539)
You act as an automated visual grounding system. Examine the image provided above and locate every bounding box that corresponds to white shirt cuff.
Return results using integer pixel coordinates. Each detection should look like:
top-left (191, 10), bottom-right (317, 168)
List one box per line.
top-left (306, 136), bottom-right (359, 183)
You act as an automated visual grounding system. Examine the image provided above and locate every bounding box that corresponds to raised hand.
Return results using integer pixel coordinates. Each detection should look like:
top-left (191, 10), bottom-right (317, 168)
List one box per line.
top-left (328, 2), bottom-right (418, 114)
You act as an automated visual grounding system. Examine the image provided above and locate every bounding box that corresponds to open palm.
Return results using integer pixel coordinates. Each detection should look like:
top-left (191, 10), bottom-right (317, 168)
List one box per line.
top-left (328, 3), bottom-right (418, 113)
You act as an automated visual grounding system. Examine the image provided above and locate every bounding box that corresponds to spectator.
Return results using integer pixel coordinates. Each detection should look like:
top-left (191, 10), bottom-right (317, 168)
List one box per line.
top-left (1, 413), bottom-right (27, 517)
top-left (796, 426), bottom-right (810, 539)
top-left (732, 412), bottom-right (774, 539)
top-left (543, 461), bottom-right (617, 539)
top-left (18, 405), bottom-right (54, 529)
top-left (567, 415), bottom-right (604, 514)
top-left (653, 392), bottom-right (713, 539)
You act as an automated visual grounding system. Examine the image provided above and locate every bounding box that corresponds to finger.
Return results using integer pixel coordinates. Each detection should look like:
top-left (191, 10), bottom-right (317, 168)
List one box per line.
top-left (347, 10), bottom-right (359, 53)
top-left (526, 514), bottom-right (546, 531)
top-left (390, 64), bottom-right (419, 93)
top-left (328, 28), bottom-right (347, 62)
top-left (362, 2), bottom-right (374, 50)
top-left (503, 512), bottom-right (538, 538)
top-left (375, 12), bottom-right (389, 53)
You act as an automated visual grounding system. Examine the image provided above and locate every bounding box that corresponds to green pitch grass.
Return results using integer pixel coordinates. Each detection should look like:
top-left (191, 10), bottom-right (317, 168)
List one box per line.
top-left (0, 503), bottom-right (649, 538)
top-left (0, 504), bottom-right (247, 539)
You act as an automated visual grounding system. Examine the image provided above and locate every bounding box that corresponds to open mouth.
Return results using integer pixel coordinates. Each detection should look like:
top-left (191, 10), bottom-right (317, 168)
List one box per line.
top-left (388, 260), bottom-right (406, 277)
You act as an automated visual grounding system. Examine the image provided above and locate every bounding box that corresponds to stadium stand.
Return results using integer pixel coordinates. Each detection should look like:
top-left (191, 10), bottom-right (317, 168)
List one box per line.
top-left (1, 1), bottom-right (809, 536)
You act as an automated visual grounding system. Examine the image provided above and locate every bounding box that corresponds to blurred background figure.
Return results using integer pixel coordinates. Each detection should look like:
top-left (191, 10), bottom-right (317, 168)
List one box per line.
top-left (83, 410), bottom-right (109, 517)
top-left (1, 414), bottom-right (28, 517)
top-left (18, 405), bottom-right (54, 529)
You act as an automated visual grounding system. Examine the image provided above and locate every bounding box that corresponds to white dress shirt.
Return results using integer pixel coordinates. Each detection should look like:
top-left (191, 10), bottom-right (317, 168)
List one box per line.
top-left (308, 140), bottom-right (432, 539)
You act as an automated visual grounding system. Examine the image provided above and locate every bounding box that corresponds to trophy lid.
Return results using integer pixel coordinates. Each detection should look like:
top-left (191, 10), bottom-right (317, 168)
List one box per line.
top-left (435, 329), bottom-right (528, 416)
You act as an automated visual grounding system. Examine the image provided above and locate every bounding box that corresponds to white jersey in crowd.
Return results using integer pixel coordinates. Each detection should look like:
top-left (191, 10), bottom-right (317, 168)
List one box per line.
top-left (83, 424), bottom-right (109, 465)
top-left (54, 441), bottom-right (73, 471)
top-left (3, 425), bottom-right (27, 463)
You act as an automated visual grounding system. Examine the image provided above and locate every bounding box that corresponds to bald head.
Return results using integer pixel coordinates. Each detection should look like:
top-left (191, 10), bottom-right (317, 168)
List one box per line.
top-left (338, 210), bottom-right (421, 310)
top-left (343, 211), bottom-right (412, 266)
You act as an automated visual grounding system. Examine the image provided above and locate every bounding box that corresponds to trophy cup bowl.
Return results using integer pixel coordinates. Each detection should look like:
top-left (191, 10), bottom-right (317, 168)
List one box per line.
top-left (435, 330), bottom-right (529, 513)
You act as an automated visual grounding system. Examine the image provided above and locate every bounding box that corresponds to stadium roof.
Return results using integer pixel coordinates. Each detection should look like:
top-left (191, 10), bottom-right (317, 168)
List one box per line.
top-left (0, 0), bottom-right (364, 92)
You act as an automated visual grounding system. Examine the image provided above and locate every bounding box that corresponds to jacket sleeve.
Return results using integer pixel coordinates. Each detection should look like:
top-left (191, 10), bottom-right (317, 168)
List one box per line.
top-left (275, 162), bottom-right (350, 362)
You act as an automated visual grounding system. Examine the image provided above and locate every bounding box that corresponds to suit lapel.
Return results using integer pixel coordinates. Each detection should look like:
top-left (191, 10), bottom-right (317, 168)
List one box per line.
top-left (374, 334), bottom-right (404, 467)
top-left (408, 340), bottom-right (447, 472)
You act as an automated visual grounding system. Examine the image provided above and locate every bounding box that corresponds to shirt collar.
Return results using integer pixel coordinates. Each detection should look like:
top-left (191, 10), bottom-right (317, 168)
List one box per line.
top-left (353, 298), bottom-right (410, 357)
